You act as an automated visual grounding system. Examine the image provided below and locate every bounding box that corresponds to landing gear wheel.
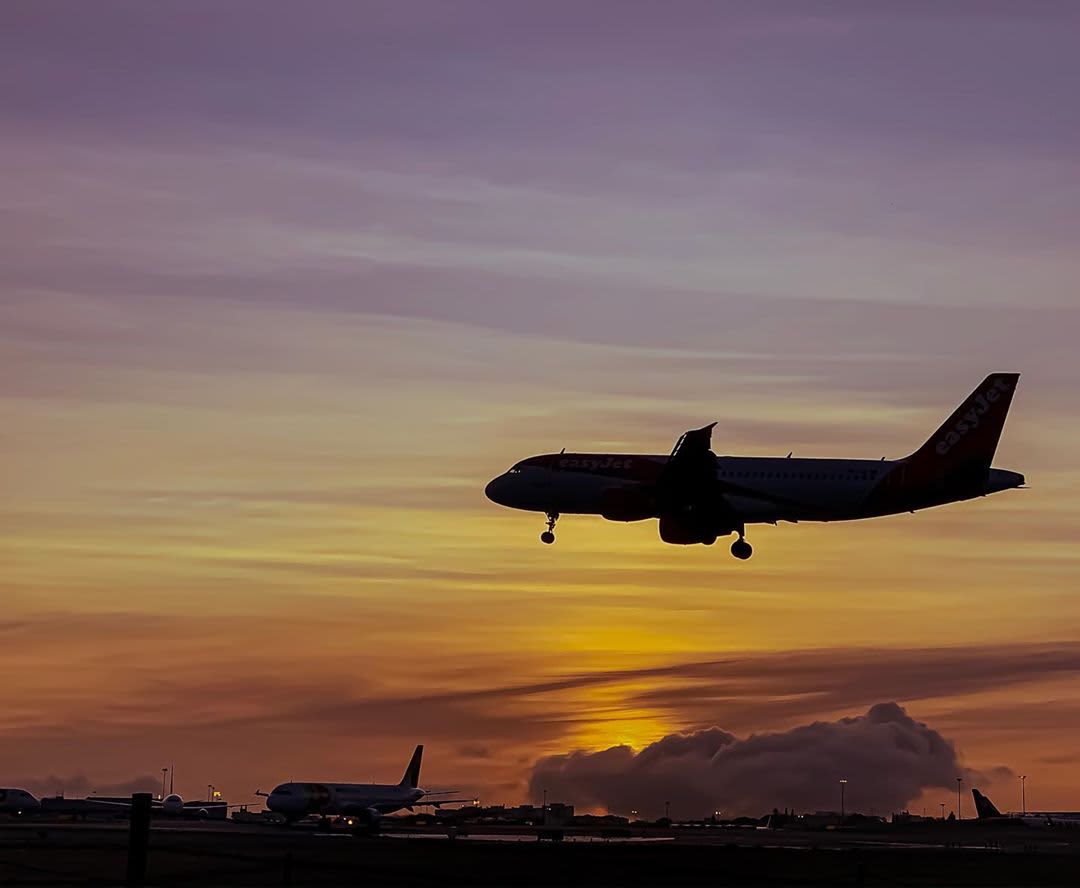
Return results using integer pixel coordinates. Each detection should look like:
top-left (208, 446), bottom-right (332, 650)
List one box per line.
top-left (540, 512), bottom-right (559, 545)
top-left (702, 534), bottom-right (717, 546)
top-left (730, 538), bottom-right (753, 560)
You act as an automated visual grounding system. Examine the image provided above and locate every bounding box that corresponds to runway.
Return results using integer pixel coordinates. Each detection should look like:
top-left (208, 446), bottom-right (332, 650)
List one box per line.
top-left (3, 819), bottom-right (1080, 886)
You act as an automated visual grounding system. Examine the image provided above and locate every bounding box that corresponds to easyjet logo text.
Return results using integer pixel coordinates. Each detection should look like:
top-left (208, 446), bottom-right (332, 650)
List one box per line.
top-left (558, 457), bottom-right (633, 471)
top-left (935, 378), bottom-right (1012, 456)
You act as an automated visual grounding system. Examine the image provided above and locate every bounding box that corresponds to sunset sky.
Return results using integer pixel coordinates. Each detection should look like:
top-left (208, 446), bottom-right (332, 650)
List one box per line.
top-left (3, 1), bottom-right (1080, 818)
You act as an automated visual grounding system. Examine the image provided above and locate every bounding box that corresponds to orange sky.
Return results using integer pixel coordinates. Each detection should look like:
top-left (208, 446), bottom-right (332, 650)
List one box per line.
top-left (3, 2), bottom-right (1080, 817)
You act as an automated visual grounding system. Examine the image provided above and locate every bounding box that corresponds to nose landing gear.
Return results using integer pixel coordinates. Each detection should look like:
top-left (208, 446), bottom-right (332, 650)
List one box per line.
top-left (540, 512), bottom-right (559, 544)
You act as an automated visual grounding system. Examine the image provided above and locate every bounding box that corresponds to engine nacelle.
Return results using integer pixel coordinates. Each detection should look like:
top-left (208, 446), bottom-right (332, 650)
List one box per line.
top-left (343, 807), bottom-right (383, 832)
top-left (658, 514), bottom-right (733, 545)
top-left (162, 794), bottom-right (185, 815)
top-left (600, 487), bottom-right (656, 522)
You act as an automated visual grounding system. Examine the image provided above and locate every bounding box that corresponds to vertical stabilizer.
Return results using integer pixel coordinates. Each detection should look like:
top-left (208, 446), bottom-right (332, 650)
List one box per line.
top-left (399, 745), bottom-right (423, 788)
top-left (905, 373), bottom-right (1020, 490)
top-left (971, 788), bottom-right (1002, 819)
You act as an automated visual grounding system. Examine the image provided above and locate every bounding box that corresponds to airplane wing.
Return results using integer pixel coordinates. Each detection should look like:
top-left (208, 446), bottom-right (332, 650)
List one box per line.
top-left (662, 423), bottom-right (718, 488)
top-left (663, 424), bottom-right (810, 508)
top-left (416, 798), bottom-right (478, 807)
top-left (655, 424), bottom-right (814, 544)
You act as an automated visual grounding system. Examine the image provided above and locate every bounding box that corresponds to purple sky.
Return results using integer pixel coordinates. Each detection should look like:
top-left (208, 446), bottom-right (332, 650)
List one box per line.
top-left (3, 2), bottom-right (1080, 815)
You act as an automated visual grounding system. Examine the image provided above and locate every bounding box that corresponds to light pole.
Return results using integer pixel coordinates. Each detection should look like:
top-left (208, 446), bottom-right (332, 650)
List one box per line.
top-left (1020, 775), bottom-right (1027, 815)
top-left (939, 802), bottom-right (945, 820)
top-left (956, 777), bottom-right (963, 821)
top-left (839, 779), bottom-right (847, 819)
top-left (160, 768), bottom-right (168, 801)
top-left (665, 800), bottom-right (671, 821)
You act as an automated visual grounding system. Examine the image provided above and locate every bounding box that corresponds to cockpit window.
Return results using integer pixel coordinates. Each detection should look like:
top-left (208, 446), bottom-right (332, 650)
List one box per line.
top-left (508, 467), bottom-right (523, 474)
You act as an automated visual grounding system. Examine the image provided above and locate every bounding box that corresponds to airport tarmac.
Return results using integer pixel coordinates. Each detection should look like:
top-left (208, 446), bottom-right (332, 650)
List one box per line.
top-left (3, 819), bottom-right (1080, 886)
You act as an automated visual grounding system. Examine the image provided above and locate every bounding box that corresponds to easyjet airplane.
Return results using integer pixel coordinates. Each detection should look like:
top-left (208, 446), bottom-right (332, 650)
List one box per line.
top-left (485, 373), bottom-right (1024, 559)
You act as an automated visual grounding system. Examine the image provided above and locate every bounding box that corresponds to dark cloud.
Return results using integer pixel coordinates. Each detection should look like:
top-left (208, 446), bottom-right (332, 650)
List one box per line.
top-left (530, 703), bottom-right (1000, 818)
top-left (2, 611), bottom-right (1076, 809)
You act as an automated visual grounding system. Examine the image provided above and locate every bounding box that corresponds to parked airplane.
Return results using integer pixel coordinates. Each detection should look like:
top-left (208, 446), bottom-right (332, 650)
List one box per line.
top-left (80, 769), bottom-right (244, 819)
top-left (258, 745), bottom-right (474, 828)
top-left (973, 788), bottom-right (1080, 827)
top-left (0, 788), bottom-right (41, 816)
top-left (485, 373), bottom-right (1024, 559)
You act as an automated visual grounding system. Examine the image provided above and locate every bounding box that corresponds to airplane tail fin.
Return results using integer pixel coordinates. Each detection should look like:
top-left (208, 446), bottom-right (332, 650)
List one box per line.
top-left (399, 745), bottom-right (423, 788)
top-left (904, 373), bottom-right (1020, 489)
top-left (972, 788), bottom-right (1002, 820)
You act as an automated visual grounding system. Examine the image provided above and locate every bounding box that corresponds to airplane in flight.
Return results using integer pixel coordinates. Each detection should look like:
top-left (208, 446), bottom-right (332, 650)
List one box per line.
top-left (258, 745), bottom-right (474, 829)
top-left (485, 372), bottom-right (1024, 559)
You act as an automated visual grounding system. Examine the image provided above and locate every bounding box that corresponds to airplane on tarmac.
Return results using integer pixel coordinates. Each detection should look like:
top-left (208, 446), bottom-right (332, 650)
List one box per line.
top-left (0, 788), bottom-right (41, 816)
top-left (258, 745), bottom-right (474, 828)
top-left (485, 372), bottom-right (1025, 559)
top-left (973, 788), bottom-right (1080, 828)
top-left (74, 768), bottom-right (246, 819)
top-left (1, 784), bottom-right (233, 820)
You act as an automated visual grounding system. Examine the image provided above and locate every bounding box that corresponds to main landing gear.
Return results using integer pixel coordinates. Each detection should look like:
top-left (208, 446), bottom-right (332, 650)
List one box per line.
top-left (730, 529), bottom-right (753, 560)
top-left (540, 512), bottom-right (559, 545)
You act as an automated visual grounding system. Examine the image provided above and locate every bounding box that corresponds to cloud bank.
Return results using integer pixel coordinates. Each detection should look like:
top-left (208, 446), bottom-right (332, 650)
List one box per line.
top-left (530, 703), bottom-right (1001, 818)
top-left (3, 773), bottom-right (160, 799)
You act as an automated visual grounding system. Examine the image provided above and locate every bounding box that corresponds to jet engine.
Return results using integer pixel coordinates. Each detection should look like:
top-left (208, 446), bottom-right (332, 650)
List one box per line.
top-left (344, 807), bottom-right (383, 832)
top-left (658, 514), bottom-right (732, 545)
top-left (162, 794), bottom-right (185, 815)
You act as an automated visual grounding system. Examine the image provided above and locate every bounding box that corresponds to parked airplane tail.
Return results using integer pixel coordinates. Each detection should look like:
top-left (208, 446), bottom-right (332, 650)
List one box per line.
top-left (972, 788), bottom-right (1003, 820)
top-left (904, 372), bottom-right (1020, 487)
top-left (399, 745), bottom-right (423, 788)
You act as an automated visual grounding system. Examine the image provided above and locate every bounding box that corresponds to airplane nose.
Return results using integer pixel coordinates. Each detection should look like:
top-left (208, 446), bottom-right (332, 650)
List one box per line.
top-left (485, 475), bottom-right (509, 506)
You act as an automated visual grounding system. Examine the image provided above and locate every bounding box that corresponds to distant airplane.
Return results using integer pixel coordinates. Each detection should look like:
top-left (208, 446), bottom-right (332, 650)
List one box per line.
top-left (0, 788), bottom-right (41, 816)
top-left (258, 745), bottom-right (474, 828)
top-left (1, 785), bottom-right (231, 820)
top-left (485, 373), bottom-right (1024, 559)
top-left (80, 769), bottom-right (246, 819)
top-left (973, 788), bottom-right (1080, 828)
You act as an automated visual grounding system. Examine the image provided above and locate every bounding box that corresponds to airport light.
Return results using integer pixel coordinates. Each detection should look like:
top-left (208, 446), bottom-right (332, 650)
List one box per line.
top-left (839, 779), bottom-right (847, 819)
top-left (956, 777), bottom-right (963, 821)
top-left (1021, 775), bottom-right (1027, 815)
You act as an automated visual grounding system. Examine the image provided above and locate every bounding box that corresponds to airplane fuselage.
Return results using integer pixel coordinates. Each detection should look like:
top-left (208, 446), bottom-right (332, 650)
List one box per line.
top-left (486, 453), bottom-right (1023, 525)
top-left (265, 781), bottom-right (425, 821)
